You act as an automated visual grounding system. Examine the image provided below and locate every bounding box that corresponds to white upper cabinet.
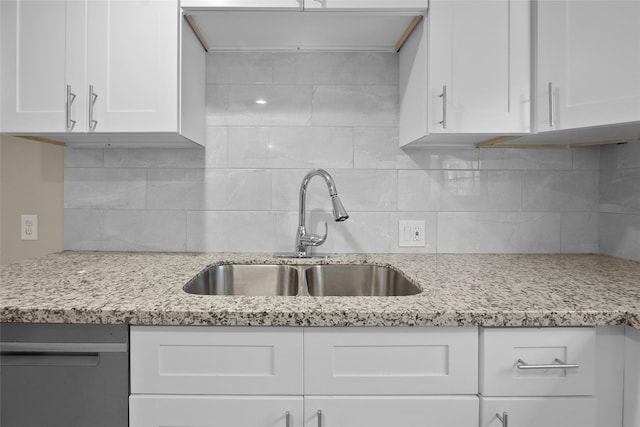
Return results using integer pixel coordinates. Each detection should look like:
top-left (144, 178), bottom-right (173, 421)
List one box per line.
top-left (1, 0), bottom-right (69, 132)
top-left (180, 0), bottom-right (426, 11)
top-left (180, 0), bottom-right (303, 10)
top-left (1, 0), bottom-right (205, 147)
top-left (535, 0), bottom-right (640, 133)
top-left (399, 0), bottom-right (531, 147)
top-left (303, 0), bottom-right (427, 11)
top-left (180, 0), bottom-right (427, 52)
top-left (85, 0), bottom-right (179, 133)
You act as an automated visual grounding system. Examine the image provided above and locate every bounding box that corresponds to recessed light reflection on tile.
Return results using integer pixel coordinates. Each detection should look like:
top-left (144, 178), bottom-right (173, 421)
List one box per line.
top-left (255, 99), bottom-right (267, 105)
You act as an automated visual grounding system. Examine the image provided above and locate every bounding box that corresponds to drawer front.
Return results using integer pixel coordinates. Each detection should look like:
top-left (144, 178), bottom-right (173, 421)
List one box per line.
top-left (304, 326), bottom-right (478, 395)
top-left (130, 326), bottom-right (303, 395)
top-left (480, 327), bottom-right (596, 396)
top-left (130, 395), bottom-right (303, 427)
top-left (304, 396), bottom-right (479, 427)
top-left (480, 396), bottom-right (597, 427)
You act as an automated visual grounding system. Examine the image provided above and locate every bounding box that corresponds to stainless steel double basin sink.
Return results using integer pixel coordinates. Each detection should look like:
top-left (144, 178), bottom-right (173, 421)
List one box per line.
top-left (183, 264), bottom-right (421, 297)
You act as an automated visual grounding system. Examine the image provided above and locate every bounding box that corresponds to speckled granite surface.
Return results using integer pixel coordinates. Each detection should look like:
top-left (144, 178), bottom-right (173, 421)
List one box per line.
top-left (1, 251), bottom-right (639, 328)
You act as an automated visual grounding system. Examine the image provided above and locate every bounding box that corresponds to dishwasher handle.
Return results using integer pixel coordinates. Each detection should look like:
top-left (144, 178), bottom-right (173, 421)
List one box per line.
top-left (0, 342), bottom-right (127, 367)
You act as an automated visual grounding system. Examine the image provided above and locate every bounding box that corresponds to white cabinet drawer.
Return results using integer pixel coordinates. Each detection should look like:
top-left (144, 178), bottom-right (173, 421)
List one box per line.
top-left (130, 395), bottom-right (303, 427)
top-left (130, 326), bottom-right (303, 394)
top-left (480, 396), bottom-right (596, 427)
top-left (304, 396), bottom-right (479, 427)
top-left (304, 327), bottom-right (478, 395)
top-left (480, 327), bottom-right (596, 396)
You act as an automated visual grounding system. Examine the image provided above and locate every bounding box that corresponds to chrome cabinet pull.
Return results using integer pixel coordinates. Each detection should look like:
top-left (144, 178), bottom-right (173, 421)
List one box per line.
top-left (496, 412), bottom-right (508, 427)
top-left (66, 85), bottom-right (76, 131)
top-left (317, 410), bottom-right (322, 427)
top-left (439, 85), bottom-right (447, 129)
top-left (89, 84), bottom-right (98, 131)
top-left (548, 81), bottom-right (555, 127)
top-left (516, 358), bottom-right (579, 370)
top-left (285, 411), bottom-right (291, 427)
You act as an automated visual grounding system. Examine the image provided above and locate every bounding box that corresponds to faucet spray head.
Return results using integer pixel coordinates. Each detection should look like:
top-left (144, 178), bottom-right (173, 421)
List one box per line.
top-left (331, 195), bottom-right (349, 222)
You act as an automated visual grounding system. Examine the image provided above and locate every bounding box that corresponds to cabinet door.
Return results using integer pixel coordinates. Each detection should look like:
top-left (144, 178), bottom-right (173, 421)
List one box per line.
top-left (86, 0), bottom-right (179, 132)
top-left (304, 396), bottom-right (478, 427)
top-left (180, 0), bottom-right (303, 10)
top-left (130, 395), bottom-right (303, 427)
top-left (625, 327), bottom-right (640, 427)
top-left (536, 0), bottom-right (640, 132)
top-left (480, 327), bottom-right (596, 397)
top-left (1, 0), bottom-right (70, 132)
top-left (304, 327), bottom-right (478, 395)
top-left (429, 0), bottom-right (530, 134)
top-left (130, 326), bottom-right (303, 395)
top-left (303, 0), bottom-right (427, 11)
top-left (480, 397), bottom-right (596, 427)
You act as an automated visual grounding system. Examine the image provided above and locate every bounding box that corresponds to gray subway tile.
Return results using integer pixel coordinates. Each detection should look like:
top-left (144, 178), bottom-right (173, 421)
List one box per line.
top-left (311, 85), bottom-right (397, 126)
top-left (523, 170), bottom-right (599, 212)
top-left (64, 168), bottom-right (146, 209)
top-left (437, 212), bottom-right (561, 253)
top-left (102, 210), bottom-right (187, 252)
top-left (479, 148), bottom-right (573, 170)
top-left (103, 148), bottom-right (205, 168)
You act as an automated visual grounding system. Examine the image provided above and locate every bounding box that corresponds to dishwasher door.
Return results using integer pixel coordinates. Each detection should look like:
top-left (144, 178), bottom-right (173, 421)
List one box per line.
top-left (0, 323), bottom-right (128, 427)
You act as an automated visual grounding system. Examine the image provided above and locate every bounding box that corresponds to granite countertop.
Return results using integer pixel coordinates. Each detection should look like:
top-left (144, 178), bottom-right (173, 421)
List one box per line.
top-left (1, 251), bottom-right (639, 329)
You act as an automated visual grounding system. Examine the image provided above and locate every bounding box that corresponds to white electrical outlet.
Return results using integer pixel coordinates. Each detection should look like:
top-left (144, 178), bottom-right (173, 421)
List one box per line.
top-left (21, 214), bottom-right (38, 241)
top-left (398, 220), bottom-right (425, 247)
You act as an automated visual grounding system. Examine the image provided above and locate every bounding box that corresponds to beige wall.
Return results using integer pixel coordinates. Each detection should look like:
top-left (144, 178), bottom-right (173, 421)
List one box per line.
top-left (0, 135), bottom-right (64, 266)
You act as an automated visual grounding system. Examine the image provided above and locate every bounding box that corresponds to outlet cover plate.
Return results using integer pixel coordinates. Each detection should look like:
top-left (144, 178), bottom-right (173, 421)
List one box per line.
top-left (398, 220), bottom-right (425, 247)
top-left (21, 214), bottom-right (38, 241)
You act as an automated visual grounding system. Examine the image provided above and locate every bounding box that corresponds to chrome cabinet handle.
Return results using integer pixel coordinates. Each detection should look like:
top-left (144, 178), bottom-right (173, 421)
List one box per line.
top-left (548, 81), bottom-right (555, 127)
top-left (317, 410), bottom-right (322, 427)
top-left (66, 85), bottom-right (76, 131)
top-left (89, 84), bottom-right (98, 131)
top-left (516, 358), bottom-right (579, 370)
top-left (496, 412), bottom-right (508, 427)
top-left (285, 411), bottom-right (290, 427)
top-left (439, 85), bottom-right (447, 129)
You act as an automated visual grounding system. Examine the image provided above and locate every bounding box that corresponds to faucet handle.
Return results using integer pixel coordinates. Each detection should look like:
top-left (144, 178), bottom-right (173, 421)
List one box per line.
top-left (300, 222), bottom-right (328, 247)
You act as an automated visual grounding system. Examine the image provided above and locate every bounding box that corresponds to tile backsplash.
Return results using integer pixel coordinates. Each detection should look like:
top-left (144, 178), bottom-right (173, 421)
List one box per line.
top-left (599, 142), bottom-right (640, 261)
top-left (64, 52), bottom-right (637, 260)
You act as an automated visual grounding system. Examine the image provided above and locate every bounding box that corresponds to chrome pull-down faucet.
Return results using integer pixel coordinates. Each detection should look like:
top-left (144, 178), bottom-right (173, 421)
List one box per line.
top-left (295, 169), bottom-right (349, 258)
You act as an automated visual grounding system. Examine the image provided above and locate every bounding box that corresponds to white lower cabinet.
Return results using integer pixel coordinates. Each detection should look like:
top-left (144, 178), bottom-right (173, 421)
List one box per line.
top-left (130, 326), bottom-right (303, 395)
top-left (480, 327), bottom-right (624, 427)
top-left (625, 326), bottom-right (640, 427)
top-left (304, 326), bottom-right (477, 395)
top-left (130, 396), bottom-right (303, 427)
top-left (130, 325), bottom-right (629, 427)
top-left (305, 396), bottom-right (478, 427)
top-left (480, 397), bottom-right (596, 427)
top-left (130, 326), bottom-right (479, 427)
top-left (480, 327), bottom-right (596, 397)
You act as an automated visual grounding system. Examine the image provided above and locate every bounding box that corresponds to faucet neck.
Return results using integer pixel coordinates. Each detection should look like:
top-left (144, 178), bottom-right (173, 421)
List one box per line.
top-left (295, 169), bottom-right (345, 257)
top-left (298, 169), bottom-right (337, 226)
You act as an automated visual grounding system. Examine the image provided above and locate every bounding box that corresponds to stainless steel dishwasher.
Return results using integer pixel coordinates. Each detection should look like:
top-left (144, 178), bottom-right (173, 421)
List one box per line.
top-left (0, 323), bottom-right (128, 427)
